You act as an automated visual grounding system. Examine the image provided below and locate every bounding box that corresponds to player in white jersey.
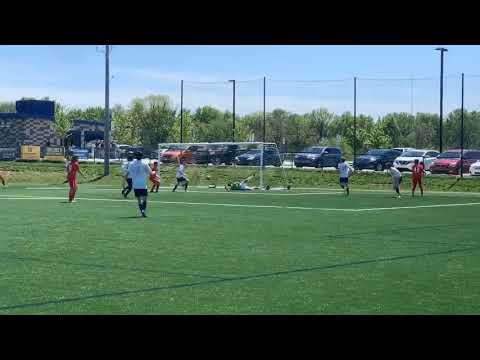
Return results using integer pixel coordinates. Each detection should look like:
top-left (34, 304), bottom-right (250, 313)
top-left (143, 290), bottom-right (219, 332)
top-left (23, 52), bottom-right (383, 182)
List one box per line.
top-left (337, 158), bottom-right (353, 196)
top-left (126, 152), bottom-right (153, 217)
top-left (389, 166), bottom-right (402, 198)
top-left (121, 153), bottom-right (134, 198)
top-left (172, 154), bottom-right (189, 192)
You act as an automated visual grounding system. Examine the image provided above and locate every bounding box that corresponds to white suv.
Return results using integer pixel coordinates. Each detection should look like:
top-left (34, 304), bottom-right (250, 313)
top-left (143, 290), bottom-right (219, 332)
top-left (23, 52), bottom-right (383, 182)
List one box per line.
top-left (393, 149), bottom-right (439, 171)
top-left (469, 160), bottom-right (480, 176)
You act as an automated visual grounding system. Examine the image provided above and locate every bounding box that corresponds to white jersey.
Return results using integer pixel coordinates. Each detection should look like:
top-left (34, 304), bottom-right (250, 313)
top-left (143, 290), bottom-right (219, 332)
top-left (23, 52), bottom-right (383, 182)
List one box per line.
top-left (122, 160), bottom-right (133, 179)
top-left (176, 164), bottom-right (186, 179)
top-left (338, 162), bottom-right (351, 178)
top-left (127, 159), bottom-right (151, 189)
top-left (390, 167), bottom-right (402, 179)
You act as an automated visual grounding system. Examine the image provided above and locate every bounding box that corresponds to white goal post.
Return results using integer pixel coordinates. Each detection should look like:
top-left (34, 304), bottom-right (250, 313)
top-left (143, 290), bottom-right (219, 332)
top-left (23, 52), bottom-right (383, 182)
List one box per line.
top-left (157, 142), bottom-right (289, 190)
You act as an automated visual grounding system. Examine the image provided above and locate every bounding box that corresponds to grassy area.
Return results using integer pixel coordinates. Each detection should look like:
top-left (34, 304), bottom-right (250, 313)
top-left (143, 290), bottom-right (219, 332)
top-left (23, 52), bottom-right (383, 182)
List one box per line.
top-left (0, 185), bottom-right (479, 314)
top-left (1, 160), bottom-right (480, 192)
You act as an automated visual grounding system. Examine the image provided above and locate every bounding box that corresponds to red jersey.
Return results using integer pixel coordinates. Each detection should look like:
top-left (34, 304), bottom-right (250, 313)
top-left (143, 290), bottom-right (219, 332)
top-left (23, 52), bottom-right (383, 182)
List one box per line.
top-left (412, 163), bottom-right (425, 178)
top-left (68, 162), bottom-right (80, 181)
top-left (150, 169), bottom-right (159, 181)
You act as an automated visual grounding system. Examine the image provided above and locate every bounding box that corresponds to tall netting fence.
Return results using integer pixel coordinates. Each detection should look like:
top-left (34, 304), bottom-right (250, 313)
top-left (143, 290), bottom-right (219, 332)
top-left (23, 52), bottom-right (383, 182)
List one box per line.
top-left (357, 77), bottom-right (441, 154)
top-left (462, 75), bottom-right (480, 150)
top-left (181, 80), bottom-right (234, 143)
top-left (266, 79), bottom-right (354, 167)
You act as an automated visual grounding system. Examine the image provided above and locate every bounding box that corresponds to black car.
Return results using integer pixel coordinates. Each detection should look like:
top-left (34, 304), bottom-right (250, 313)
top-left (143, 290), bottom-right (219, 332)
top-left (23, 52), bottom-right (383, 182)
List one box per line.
top-left (354, 149), bottom-right (402, 171)
top-left (209, 144), bottom-right (249, 165)
top-left (188, 144), bottom-right (210, 164)
top-left (235, 148), bottom-right (282, 166)
top-left (294, 146), bottom-right (342, 168)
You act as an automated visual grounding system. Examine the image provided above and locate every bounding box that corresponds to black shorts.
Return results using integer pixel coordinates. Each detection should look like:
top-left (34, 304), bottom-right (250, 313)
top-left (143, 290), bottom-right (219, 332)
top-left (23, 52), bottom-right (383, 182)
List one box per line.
top-left (126, 178), bottom-right (132, 188)
top-left (176, 177), bottom-right (188, 183)
top-left (134, 188), bottom-right (148, 197)
top-left (339, 177), bottom-right (349, 185)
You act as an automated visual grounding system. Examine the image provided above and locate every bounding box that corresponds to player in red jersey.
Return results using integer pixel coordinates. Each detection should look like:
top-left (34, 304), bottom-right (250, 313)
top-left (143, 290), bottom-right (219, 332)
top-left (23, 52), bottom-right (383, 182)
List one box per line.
top-left (0, 173), bottom-right (5, 186)
top-left (67, 156), bottom-right (83, 202)
top-left (411, 159), bottom-right (425, 197)
top-left (149, 161), bottom-right (160, 193)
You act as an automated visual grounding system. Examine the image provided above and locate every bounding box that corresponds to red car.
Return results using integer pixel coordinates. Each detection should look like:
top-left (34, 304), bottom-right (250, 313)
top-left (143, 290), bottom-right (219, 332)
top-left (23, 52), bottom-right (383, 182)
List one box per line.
top-left (160, 145), bottom-right (193, 164)
top-left (430, 149), bottom-right (480, 175)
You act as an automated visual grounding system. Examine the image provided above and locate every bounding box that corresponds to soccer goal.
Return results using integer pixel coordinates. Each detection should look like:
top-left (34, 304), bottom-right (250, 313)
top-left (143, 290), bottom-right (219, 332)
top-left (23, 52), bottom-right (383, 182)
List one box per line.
top-left (157, 142), bottom-right (290, 190)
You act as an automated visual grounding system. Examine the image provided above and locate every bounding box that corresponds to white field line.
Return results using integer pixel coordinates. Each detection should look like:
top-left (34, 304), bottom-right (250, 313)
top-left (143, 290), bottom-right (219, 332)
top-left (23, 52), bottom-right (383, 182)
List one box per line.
top-left (23, 188), bottom-right (343, 196)
top-left (2, 194), bottom-right (480, 212)
top-left (23, 185), bottom-right (480, 197)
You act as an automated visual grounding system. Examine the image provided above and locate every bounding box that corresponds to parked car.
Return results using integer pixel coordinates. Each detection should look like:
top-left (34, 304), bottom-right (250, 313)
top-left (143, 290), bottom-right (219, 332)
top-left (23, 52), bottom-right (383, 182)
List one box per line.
top-left (188, 144), bottom-right (210, 164)
top-left (430, 149), bottom-right (480, 175)
top-left (160, 144), bottom-right (191, 163)
top-left (294, 146), bottom-right (342, 168)
top-left (462, 150), bottom-right (480, 173)
top-left (393, 149), bottom-right (439, 171)
top-left (393, 147), bottom-right (416, 154)
top-left (209, 143), bottom-right (250, 165)
top-left (354, 149), bottom-right (402, 171)
top-left (469, 160), bottom-right (480, 176)
top-left (235, 148), bottom-right (282, 166)
top-left (117, 144), bottom-right (132, 159)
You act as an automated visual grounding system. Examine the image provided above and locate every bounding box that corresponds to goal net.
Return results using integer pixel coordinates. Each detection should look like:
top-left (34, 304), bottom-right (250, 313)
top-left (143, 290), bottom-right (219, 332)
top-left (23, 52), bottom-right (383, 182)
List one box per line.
top-left (157, 142), bottom-right (290, 190)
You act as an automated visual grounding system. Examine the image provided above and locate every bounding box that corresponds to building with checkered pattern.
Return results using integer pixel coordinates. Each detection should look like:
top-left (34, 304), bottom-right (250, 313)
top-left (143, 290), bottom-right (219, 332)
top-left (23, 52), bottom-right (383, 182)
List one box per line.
top-left (0, 100), bottom-right (106, 159)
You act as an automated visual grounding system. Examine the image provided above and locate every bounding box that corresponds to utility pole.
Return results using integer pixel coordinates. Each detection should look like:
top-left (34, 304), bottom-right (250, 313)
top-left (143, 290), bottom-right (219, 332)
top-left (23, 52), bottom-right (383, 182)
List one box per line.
top-left (436, 47), bottom-right (448, 153)
top-left (229, 80), bottom-right (236, 142)
top-left (263, 76), bottom-right (266, 143)
top-left (353, 77), bottom-right (357, 162)
top-left (460, 73), bottom-right (465, 178)
top-left (180, 80), bottom-right (184, 143)
top-left (104, 45), bottom-right (111, 176)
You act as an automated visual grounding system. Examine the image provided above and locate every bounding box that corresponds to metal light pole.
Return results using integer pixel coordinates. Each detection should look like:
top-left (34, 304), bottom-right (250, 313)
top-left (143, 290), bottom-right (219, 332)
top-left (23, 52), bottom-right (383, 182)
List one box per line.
top-left (460, 73), bottom-right (465, 178)
top-left (353, 76), bottom-right (357, 162)
top-left (180, 80), bottom-right (184, 143)
top-left (104, 45), bottom-right (111, 176)
top-left (263, 76), bottom-right (266, 143)
top-left (229, 80), bottom-right (236, 142)
top-left (436, 47), bottom-right (448, 153)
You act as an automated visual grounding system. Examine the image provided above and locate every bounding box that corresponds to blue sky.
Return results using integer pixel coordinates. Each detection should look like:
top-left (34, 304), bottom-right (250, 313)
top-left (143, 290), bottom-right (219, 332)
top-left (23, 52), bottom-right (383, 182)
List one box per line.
top-left (0, 45), bottom-right (479, 117)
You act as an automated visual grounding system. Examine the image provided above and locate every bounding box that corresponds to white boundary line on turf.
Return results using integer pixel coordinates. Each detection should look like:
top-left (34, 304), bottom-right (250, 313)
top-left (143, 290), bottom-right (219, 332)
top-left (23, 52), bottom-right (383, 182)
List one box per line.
top-left (2, 194), bottom-right (480, 212)
top-left (23, 185), bottom-right (480, 196)
top-left (23, 188), bottom-right (343, 196)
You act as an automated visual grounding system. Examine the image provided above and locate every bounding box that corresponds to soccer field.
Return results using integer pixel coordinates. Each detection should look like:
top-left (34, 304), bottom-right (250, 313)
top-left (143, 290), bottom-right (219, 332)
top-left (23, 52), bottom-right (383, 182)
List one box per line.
top-left (1, 184), bottom-right (479, 314)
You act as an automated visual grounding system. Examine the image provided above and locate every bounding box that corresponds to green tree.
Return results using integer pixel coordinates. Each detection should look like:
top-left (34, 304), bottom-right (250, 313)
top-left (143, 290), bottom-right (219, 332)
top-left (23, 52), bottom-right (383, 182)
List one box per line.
top-left (0, 101), bottom-right (16, 112)
top-left (362, 122), bottom-right (392, 149)
top-left (308, 108), bottom-right (335, 143)
top-left (112, 104), bottom-right (140, 145)
top-left (54, 103), bottom-right (73, 148)
top-left (380, 112), bottom-right (415, 147)
top-left (128, 95), bottom-right (177, 150)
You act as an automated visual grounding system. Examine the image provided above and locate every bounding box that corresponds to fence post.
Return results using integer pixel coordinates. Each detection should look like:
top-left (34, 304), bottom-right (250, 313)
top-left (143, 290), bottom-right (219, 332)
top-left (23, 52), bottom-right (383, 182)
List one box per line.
top-left (263, 76), bottom-right (266, 143)
top-left (180, 80), bottom-right (184, 143)
top-left (353, 77), bottom-right (357, 162)
top-left (460, 73), bottom-right (464, 178)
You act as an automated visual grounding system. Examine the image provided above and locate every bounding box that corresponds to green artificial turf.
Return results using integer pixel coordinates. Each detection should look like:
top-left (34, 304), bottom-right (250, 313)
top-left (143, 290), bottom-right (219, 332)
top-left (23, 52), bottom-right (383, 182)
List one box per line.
top-left (0, 183), bottom-right (479, 314)
top-left (2, 160), bottom-right (480, 192)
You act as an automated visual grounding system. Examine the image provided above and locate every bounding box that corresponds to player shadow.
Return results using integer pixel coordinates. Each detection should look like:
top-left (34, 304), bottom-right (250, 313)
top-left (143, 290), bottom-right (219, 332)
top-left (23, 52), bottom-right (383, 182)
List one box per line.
top-left (118, 215), bottom-right (143, 219)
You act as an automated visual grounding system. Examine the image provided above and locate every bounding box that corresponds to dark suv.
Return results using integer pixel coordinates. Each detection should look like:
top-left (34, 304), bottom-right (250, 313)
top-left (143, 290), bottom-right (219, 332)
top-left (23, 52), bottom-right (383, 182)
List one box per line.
top-left (354, 149), bottom-right (402, 171)
top-left (235, 148), bottom-right (282, 166)
top-left (209, 144), bottom-right (249, 165)
top-left (294, 146), bottom-right (342, 168)
top-left (188, 144), bottom-right (210, 164)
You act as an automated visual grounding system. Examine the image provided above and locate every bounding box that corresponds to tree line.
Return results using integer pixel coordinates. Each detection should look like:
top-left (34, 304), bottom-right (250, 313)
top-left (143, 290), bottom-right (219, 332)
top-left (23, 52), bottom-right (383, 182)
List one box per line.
top-left (2, 95), bottom-right (479, 157)
top-left (108, 94), bottom-right (480, 157)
